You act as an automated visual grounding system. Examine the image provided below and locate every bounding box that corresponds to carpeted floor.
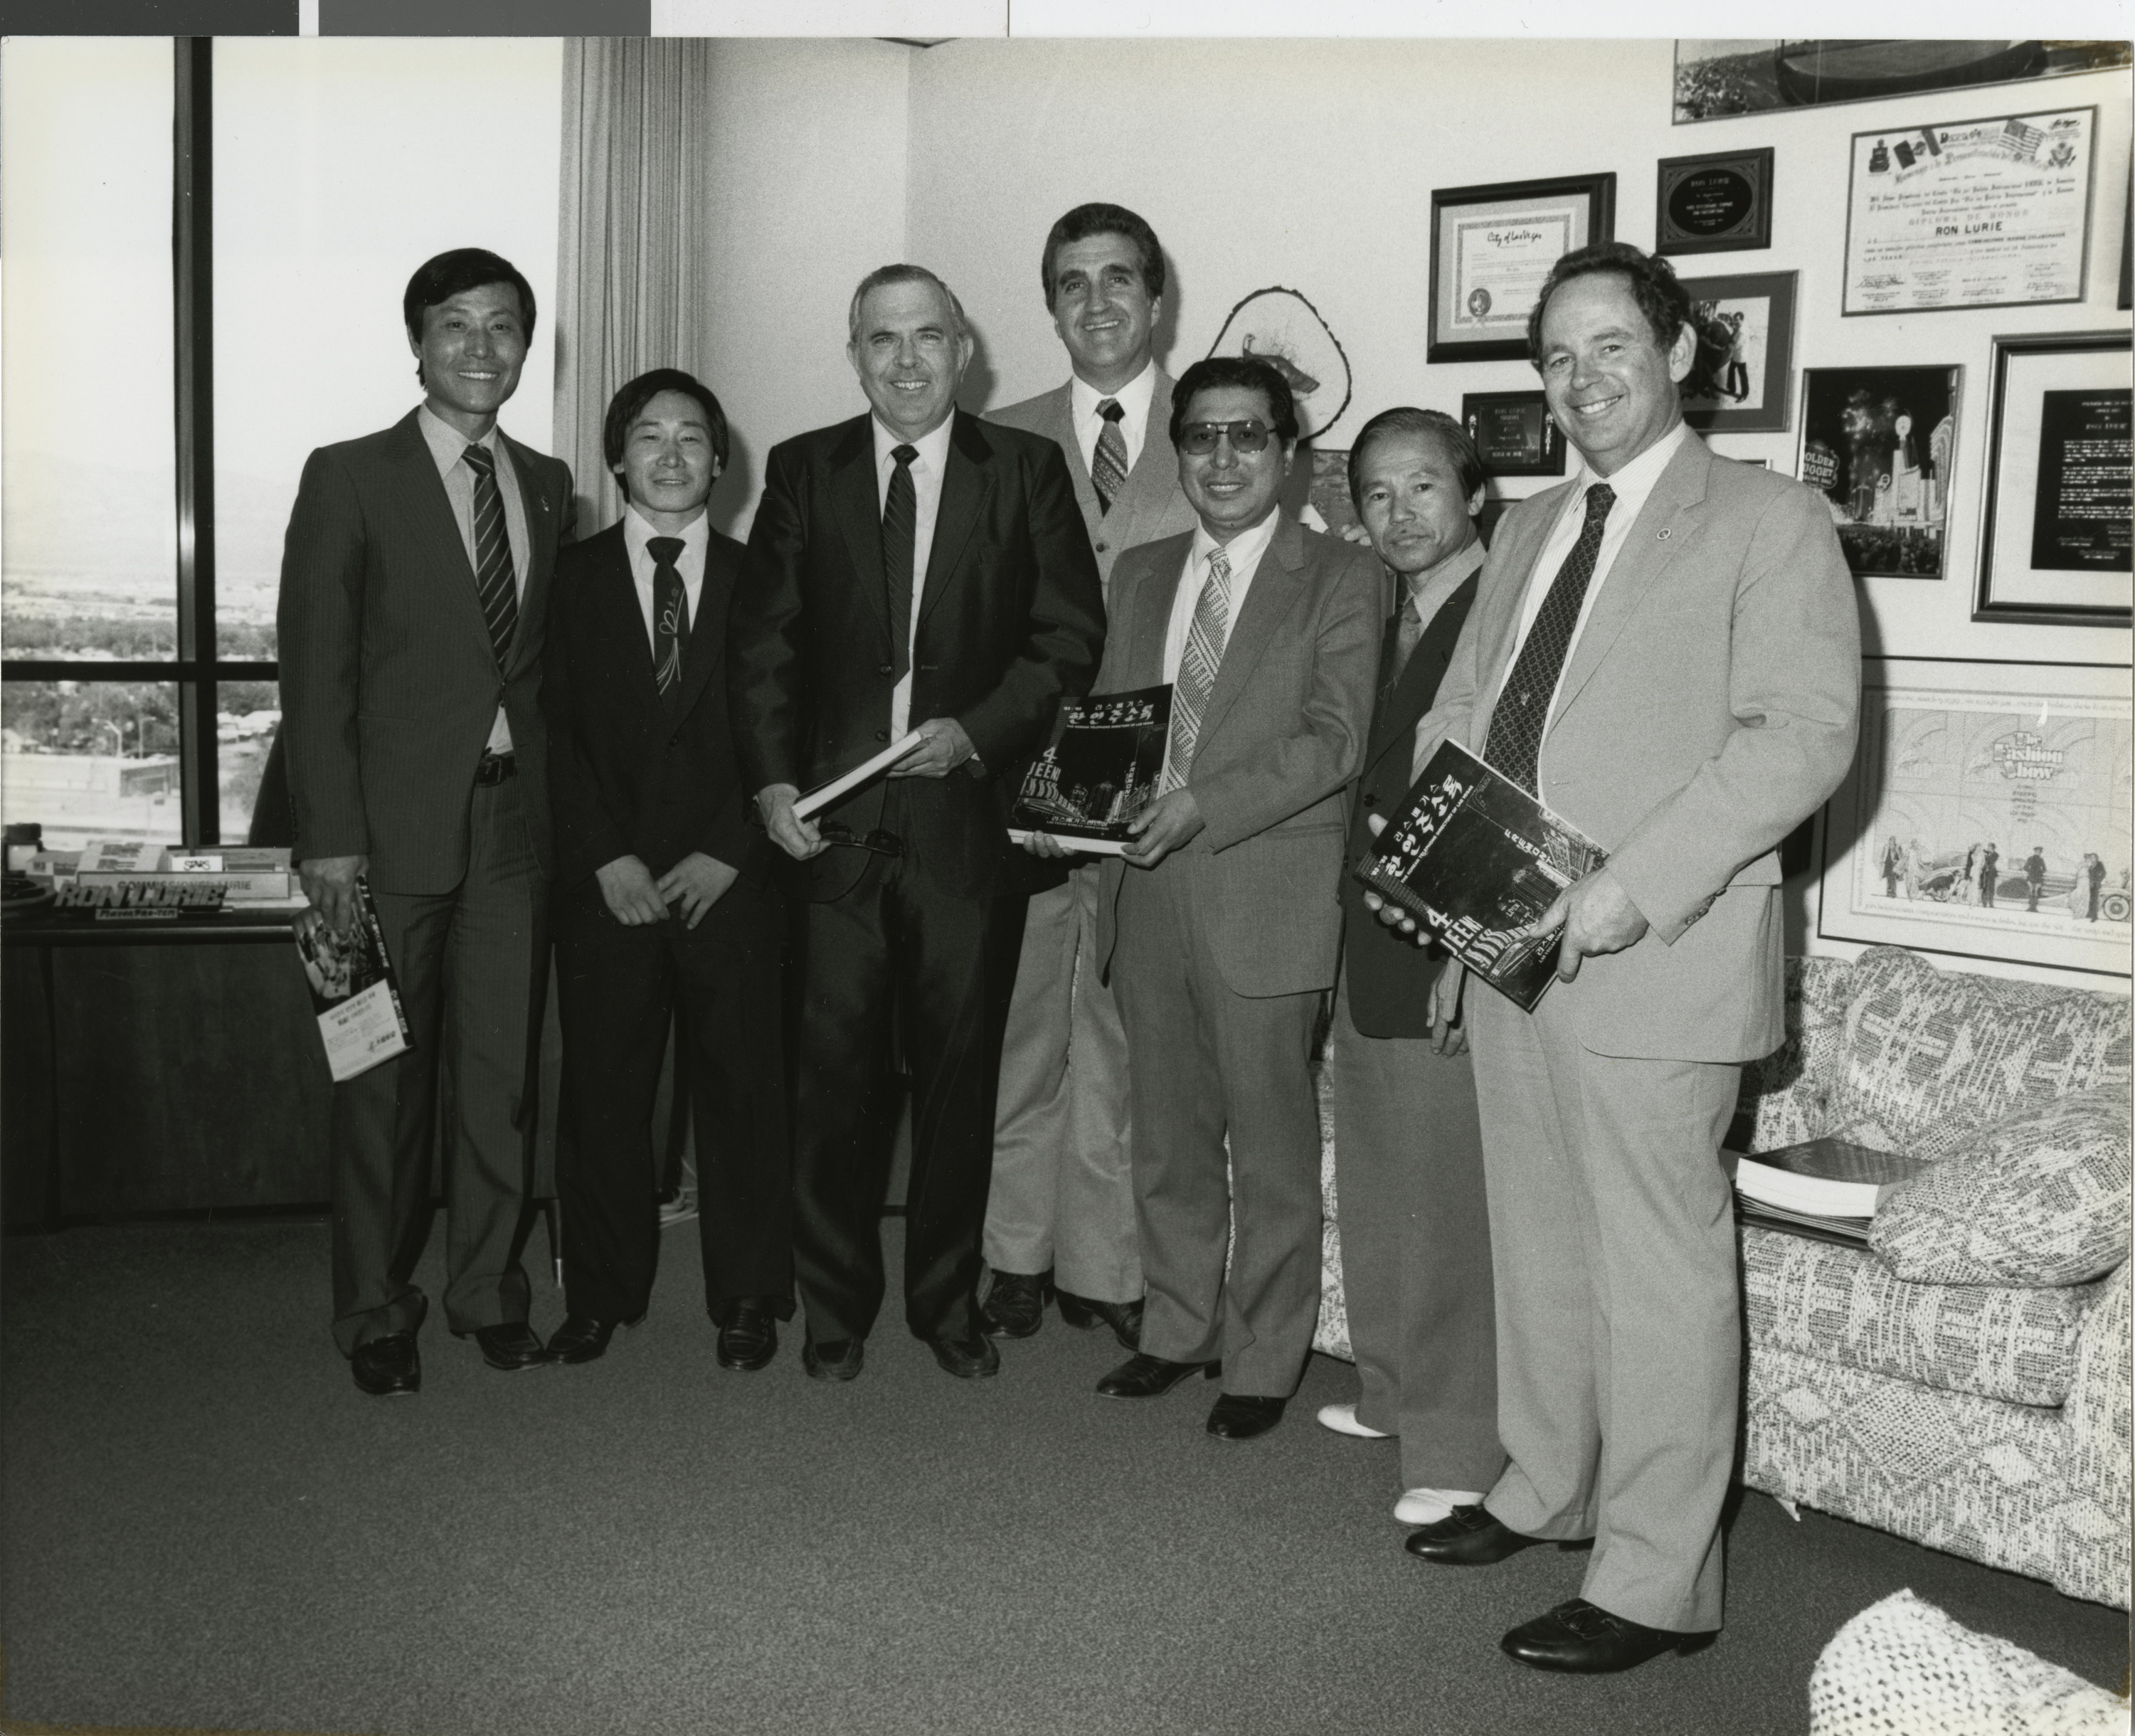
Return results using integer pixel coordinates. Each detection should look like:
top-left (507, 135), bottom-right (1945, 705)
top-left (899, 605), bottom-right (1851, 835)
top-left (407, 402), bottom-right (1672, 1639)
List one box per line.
top-left (1, 1215), bottom-right (2125, 1735)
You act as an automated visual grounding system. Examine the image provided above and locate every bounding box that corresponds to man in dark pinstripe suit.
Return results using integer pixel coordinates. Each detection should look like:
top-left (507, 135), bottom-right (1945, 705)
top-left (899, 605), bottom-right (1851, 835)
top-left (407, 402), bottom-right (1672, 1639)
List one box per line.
top-left (278, 249), bottom-right (573, 1397)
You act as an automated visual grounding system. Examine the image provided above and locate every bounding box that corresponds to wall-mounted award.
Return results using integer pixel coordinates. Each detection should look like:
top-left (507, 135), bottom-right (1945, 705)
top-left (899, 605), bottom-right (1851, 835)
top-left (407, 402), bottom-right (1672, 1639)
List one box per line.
top-left (1461, 391), bottom-right (1567, 477)
top-left (1656, 147), bottom-right (1774, 255)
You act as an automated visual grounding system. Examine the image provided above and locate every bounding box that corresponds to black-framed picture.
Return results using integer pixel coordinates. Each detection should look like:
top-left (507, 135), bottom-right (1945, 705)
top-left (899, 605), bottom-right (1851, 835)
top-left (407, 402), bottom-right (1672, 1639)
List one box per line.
top-left (1974, 330), bottom-right (2132, 628)
top-left (1798, 366), bottom-right (1961, 581)
top-left (1679, 270), bottom-right (1796, 434)
top-left (1427, 174), bottom-right (1615, 363)
top-left (1672, 39), bottom-right (2131, 125)
top-left (1461, 391), bottom-right (1567, 477)
top-left (1656, 147), bottom-right (1774, 255)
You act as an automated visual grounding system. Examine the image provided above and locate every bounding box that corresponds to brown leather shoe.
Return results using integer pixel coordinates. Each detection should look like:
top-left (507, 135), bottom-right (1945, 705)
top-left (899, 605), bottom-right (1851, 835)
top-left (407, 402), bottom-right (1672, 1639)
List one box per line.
top-left (350, 1331), bottom-right (420, 1397)
top-left (1500, 1599), bottom-right (1717, 1673)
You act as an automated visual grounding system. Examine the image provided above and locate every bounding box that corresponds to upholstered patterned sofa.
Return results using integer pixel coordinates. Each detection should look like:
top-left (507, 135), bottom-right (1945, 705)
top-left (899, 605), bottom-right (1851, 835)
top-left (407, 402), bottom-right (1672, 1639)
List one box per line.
top-left (1312, 944), bottom-right (2132, 1610)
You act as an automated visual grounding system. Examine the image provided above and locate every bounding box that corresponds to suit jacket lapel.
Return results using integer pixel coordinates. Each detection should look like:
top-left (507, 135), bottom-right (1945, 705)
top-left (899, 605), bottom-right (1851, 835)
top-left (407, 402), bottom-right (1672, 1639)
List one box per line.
top-left (388, 412), bottom-right (498, 662)
top-left (590, 529), bottom-right (664, 732)
top-left (1118, 531), bottom-right (1194, 692)
top-left (673, 535), bottom-right (734, 722)
top-left (501, 433), bottom-right (556, 675)
top-left (1366, 563), bottom-right (1480, 773)
top-left (829, 417), bottom-right (893, 652)
top-left (1108, 371), bottom-right (1177, 546)
top-left (1037, 384), bottom-right (1103, 526)
top-left (1196, 514), bottom-right (1306, 750)
top-left (919, 411), bottom-right (993, 627)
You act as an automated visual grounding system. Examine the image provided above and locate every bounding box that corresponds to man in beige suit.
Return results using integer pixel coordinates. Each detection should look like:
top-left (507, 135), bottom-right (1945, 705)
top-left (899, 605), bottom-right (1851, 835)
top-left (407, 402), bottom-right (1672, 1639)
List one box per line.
top-left (980, 204), bottom-right (1197, 1350)
top-left (1397, 243), bottom-right (1860, 1671)
top-left (1079, 354), bottom-right (1378, 1441)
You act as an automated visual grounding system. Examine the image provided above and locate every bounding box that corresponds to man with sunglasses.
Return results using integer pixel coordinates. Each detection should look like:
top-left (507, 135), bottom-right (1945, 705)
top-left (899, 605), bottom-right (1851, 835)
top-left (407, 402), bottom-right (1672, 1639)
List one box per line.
top-left (978, 203), bottom-right (1198, 1353)
top-left (729, 265), bottom-right (1104, 1384)
top-left (1080, 355), bottom-right (1379, 1440)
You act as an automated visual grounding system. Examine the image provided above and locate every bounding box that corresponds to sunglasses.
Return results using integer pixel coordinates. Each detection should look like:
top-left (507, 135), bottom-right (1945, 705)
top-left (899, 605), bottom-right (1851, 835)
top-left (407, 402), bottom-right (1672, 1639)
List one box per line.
top-left (817, 821), bottom-right (904, 857)
top-left (1177, 419), bottom-right (1277, 456)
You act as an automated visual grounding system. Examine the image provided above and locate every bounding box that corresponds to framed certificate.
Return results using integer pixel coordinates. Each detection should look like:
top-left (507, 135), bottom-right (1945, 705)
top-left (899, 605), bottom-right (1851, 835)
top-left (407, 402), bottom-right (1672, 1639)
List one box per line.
top-left (1974, 330), bottom-right (2132, 628)
top-left (1428, 174), bottom-right (1616, 363)
top-left (1679, 270), bottom-right (1796, 433)
top-left (1656, 147), bottom-right (1774, 255)
top-left (1461, 391), bottom-right (1567, 477)
top-left (1842, 107), bottom-right (2096, 316)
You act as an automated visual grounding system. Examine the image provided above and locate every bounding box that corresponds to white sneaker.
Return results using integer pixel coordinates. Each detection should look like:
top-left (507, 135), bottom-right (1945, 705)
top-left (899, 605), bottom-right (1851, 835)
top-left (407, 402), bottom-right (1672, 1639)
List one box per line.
top-left (1315, 1402), bottom-right (1392, 1439)
top-left (1394, 1487), bottom-right (1485, 1525)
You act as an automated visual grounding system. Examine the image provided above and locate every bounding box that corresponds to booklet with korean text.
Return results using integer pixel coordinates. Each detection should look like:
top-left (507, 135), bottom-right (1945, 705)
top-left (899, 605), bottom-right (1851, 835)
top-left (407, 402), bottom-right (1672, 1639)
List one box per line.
top-left (295, 878), bottom-right (412, 1084)
top-left (1008, 684), bottom-right (1172, 856)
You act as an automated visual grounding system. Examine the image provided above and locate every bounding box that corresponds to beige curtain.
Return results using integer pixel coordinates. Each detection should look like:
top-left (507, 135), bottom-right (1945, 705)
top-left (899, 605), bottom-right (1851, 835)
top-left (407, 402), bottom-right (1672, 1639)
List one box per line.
top-left (553, 37), bottom-right (721, 539)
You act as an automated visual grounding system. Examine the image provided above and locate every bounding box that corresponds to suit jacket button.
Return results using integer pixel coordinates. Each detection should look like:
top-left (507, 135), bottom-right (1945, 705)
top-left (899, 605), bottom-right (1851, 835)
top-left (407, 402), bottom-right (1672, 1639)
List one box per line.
top-left (875, 729), bottom-right (889, 743)
top-left (1095, 540), bottom-right (1108, 553)
top-left (879, 664), bottom-right (894, 677)
top-left (1363, 793), bottom-right (1377, 807)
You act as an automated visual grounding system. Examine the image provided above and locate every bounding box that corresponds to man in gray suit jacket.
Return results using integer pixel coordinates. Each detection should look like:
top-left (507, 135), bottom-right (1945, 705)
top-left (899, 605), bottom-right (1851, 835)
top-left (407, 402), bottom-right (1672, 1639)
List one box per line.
top-left (279, 249), bottom-right (573, 1396)
top-left (1080, 356), bottom-right (1379, 1441)
top-left (981, 203), bottom-right (1197, 1350)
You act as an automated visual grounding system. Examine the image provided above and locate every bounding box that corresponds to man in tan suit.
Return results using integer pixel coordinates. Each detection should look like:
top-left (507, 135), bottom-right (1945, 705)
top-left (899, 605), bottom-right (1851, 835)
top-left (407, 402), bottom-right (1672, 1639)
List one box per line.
top-left (980, 204), bottom-right (1197, 1351)
top-left (1077, 354), bottom-right (1379, 1441)
top-left (1398, 243), bottom-right (1859, 1671)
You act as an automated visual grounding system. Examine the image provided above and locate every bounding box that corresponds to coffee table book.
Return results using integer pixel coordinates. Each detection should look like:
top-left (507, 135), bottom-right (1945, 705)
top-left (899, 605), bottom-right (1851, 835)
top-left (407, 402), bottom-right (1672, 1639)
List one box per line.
top-left (1007, 684), bottom-right (1171, 857)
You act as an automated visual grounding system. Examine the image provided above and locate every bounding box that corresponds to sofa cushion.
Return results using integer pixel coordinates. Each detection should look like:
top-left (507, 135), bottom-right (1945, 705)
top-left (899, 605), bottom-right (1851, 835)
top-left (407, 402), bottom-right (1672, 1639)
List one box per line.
top-left (1744, 1224), bottom-right (2101, 1407)
top-left (1833, 946), bottom-right (2131, 1163)
top-left (1870, 1086), bottom-right (2132, 1287)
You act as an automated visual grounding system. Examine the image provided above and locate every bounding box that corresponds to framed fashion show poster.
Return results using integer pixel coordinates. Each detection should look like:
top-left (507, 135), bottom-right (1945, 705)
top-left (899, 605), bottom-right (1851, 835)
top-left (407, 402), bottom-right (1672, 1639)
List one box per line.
top-left (1818, 657), bottom-right (2134, 978)
top-left (1655, 147), bottom-right (1774, 254)
top-left (1974, 330), bottom-right (2133, 628)
top-left (1426, 173), bottom-right (1615, 362)
top-left (1798, 364), bottom-right (1961, 580)
top-left (1679, 270), bottom-right (1796, 434)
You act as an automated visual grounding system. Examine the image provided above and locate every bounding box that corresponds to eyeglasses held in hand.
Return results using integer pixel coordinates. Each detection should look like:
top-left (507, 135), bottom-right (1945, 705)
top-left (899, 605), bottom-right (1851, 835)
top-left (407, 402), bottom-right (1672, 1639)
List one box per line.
top-left (1177, 419), bottom-right (1276, 456)
top-left (817, 821), bottom-right (904, 857)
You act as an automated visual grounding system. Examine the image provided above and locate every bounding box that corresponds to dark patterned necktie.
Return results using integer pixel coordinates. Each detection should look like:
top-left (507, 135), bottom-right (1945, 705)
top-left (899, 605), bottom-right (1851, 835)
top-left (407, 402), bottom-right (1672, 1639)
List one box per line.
top-left (1092, 399), bottom-right (1128, 514)
top-left (1483, 482), bottom-right (1615, 795)
top-left (461, 443), bottom-right (519, 668)
top-left (649, 536), bottom-right (689, 714)
top-left (883, 444), bottom-right (918, 683)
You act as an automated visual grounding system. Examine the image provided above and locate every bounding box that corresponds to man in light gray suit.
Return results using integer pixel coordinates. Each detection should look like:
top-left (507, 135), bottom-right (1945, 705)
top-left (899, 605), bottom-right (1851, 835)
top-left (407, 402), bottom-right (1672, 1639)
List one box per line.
top-left (1080, 354), bottom-right (1379, 1441)
top-left (979, 203), bottom-right (1197, 1350)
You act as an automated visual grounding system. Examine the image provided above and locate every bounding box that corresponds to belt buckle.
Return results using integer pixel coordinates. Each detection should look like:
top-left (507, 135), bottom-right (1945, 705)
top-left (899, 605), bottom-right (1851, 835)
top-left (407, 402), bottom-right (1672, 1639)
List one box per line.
top-left (475, 751), bottom-right (516, 786)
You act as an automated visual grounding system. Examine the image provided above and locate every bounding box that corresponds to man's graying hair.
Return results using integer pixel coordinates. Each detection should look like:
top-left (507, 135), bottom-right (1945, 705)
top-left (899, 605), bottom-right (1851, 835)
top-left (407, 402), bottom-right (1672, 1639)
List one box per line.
top-left (847, 264), bottom-right (970, 344)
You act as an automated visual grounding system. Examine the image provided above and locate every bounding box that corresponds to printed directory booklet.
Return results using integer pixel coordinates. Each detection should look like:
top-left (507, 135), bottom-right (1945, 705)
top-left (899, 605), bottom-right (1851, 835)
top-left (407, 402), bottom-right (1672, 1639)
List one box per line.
top-left (295, 878), bottom-right (412, 1084)
top-left (1007, 684), bottom-right (1172, 857)
top-left (1728, 1137), bottom-right (1930, 1221)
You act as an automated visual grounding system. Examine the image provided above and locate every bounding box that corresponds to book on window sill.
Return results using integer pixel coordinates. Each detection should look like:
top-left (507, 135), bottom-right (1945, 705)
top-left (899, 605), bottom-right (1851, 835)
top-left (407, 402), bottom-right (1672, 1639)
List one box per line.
top-left (295, 877), bottom-right (411, 1084)
top-left (1007, 684), bottom-right (1172, 857)
top-left (1352, 739), bottom-right (1606, 1012)
top-left (1727, 1137), bottom-right (1931, 1221)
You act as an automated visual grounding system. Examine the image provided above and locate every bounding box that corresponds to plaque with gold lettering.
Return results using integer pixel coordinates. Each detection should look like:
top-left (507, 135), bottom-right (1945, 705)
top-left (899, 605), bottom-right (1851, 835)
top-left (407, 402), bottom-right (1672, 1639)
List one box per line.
top-left (1656, 147), bottom-right (1774, 255)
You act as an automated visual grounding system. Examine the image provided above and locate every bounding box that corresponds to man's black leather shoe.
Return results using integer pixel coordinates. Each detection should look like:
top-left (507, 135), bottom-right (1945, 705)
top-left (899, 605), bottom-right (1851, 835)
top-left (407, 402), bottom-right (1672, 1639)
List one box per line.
top-left (1094, 1352), bottom-right (1219, 1399)
top-left (930, 1333), bottom-right (1002, 1379)
top-left (1404, 1505), bottom-right (1545, 1565)
top-left (549, 1316), bottom-right (624, 1365)
top-left (1206, 1393), bottom-right (1286, 1440)
top-left (1057, 1290), bottom-right (1143, 1350)
top-left (1500, 1599), bottom-right (1717, 1673)
top-left (716, 1301), bottom-right (778, 1371)
top-left (350, 1331), bottom-right (420, 1396)
top-left (465, 1321), bottom-right (549, 1372)
top-left (802, 1334), bottom-right (864, 1382)
top-left (979, 1269), bottom-right (1050, 1338)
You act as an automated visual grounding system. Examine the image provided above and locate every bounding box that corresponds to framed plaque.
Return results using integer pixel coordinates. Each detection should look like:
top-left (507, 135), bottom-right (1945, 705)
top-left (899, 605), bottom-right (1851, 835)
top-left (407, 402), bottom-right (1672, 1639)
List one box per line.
top-left (1843, 107), bottom-right (2096, 316)
top-left (1974, 330), bottom-right (2132, 628)
top-left (1461, 391), bottom-right (1566, 477)
top-left (1798, 365), bottom-right (1961, 581)
top-left (1428, 174), bottom-right (1616, 363)
top-left (1679, 270), bottom-right (1796, 433)
top-left (1656, 147), bottom-right (1774, 255)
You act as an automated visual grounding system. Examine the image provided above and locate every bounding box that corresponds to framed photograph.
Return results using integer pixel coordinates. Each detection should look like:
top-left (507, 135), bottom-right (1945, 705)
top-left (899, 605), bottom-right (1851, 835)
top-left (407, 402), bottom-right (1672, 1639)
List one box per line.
top-left (1673, 39), bottom-right (2130, 125)
top-left (1305, 448), bottom-right (1360, 539)
top-left (1798, 366), bottom-right (1961, 580)
top-left (1427, 174), bottom-right (1616, 363)
top-left (1843, 107), bottom-right (2096, 317)
top-left (1818, 657), bottom-right (2132, 978)
top-left (1679, 270), bottom-right (1796, 433)
top-left (1974, 331), bottom-right (2131, 628)
top-left (1461, 391), bottom-right (1567, 477)
top-left (1656, 147), bottom-right (1774, 254)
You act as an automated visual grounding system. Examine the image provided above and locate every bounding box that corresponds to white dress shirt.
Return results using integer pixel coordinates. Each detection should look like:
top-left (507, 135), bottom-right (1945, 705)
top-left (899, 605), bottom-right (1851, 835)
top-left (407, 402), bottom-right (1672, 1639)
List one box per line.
top-left (418, 403), bottom-right (531, 755)
top-left (620, 504), bottom-right (709, 657)
top-left (872, 413), bottom-right (955, 739)
top-left (1069, 359), bottom-right (1157, 480)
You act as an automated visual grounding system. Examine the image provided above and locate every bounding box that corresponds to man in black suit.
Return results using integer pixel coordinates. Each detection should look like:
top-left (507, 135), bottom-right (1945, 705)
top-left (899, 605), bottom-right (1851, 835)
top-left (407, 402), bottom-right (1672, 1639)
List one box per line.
top-left (543, 369), bottom-right (790, 1370)
top-left (278, 248), bottom-right (572, 1396)
top-left (1320, 409), bottom-right (1503, 1525)
top-left (729, 265), bottom-right (1105, 1382)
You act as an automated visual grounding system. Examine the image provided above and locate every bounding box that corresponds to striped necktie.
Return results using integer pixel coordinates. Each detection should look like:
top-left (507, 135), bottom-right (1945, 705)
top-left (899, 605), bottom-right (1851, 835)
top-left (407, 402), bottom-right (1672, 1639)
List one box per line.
top-left (461, 443), bottom-right (519, 669)
top-left (649, 536), bottom-right (689, 714)
top-left (1483, 482), bottom-right (1614, 795)
top-left (1092, 399), bottom-right (1128, 514)
top-left (1160, 546), bottom-right (1232, 793)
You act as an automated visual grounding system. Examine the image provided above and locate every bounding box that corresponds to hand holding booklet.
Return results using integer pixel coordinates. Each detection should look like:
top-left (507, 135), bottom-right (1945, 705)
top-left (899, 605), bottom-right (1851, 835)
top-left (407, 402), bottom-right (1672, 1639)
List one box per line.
top-left (295, 877), bottom-right (413, 1084)
top-left (1007, 684), bottom-right (1172, 856)
top-left (793, 732), bottom-right (928, 820)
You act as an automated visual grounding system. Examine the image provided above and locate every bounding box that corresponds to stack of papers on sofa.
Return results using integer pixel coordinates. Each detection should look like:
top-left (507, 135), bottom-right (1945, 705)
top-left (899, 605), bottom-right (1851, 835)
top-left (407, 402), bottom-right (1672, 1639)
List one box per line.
top-left (1727, 1137), bottom-right (1933, 1247)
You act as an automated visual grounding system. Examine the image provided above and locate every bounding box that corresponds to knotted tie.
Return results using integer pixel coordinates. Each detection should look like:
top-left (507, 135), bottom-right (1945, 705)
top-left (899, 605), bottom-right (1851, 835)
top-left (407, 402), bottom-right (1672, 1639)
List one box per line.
top-left (1384, 585), bottom-right (1426, 697)
top-left (648, 536), bottom-right (689, 714)
top-left (1483, 482), bottom-right (1615, 795)
top-left (1160, 546), bottom-right (1232, 793)
top-left (1092, 399), bottom-right (1128, 514)
top-left (883, 443), bottom-right (918, 683)
top-left (462, 443), bottom-right (519, 668)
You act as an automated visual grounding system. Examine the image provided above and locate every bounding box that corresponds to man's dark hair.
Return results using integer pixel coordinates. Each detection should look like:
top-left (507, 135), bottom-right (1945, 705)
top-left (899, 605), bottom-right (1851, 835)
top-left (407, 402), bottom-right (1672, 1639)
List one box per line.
top-left (1525, 240), bottom-right (1729, 401)
top-left (1346, 407), bottom-right (1486, 507)
top-left (1170, 356), bottom-right (1298, 448)
top-left (1040, 203), bottom-right (1166, 307)
top-left (602, 368), bottom-right (731, 500)
top-left (402, 248), bottom-right (537, 350)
